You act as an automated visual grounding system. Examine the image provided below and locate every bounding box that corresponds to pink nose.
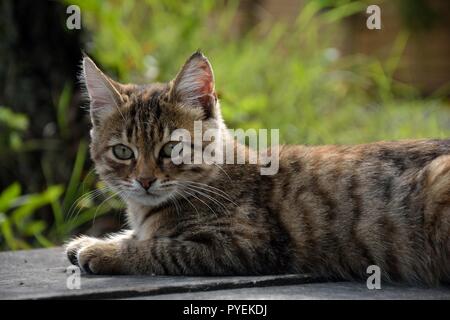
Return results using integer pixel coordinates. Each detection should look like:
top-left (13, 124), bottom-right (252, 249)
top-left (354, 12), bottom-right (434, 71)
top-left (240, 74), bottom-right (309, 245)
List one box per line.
top-left (137, 177), bottom-right (156, 190)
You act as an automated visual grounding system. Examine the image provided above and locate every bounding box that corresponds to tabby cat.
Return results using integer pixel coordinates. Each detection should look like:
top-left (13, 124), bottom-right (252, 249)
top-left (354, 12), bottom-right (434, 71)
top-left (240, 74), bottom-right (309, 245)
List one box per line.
top-left (66, 52), bottom-right (450, 285)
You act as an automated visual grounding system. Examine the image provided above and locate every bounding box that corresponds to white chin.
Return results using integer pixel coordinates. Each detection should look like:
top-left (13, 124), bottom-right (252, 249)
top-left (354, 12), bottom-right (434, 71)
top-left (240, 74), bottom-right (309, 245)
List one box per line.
top-left (133, 192), bottom-right (171, 207)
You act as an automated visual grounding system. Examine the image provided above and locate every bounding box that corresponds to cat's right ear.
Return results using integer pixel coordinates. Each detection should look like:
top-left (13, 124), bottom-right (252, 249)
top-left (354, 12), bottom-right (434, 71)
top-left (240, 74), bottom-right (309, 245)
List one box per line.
top-left (169, 51), bottom-right (216, 118)
top-left (81, 56), bottom-right (124, 126)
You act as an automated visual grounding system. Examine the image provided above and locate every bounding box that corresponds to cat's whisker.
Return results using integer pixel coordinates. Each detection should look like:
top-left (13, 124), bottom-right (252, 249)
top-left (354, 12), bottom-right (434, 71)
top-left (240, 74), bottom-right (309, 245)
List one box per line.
top-left (70, 191), bottom-right (106, 223)
top-left (66, 191), bottom-right (95, 222)
top-left (178, 183), bottom-right (228, 214)
top-left (168, 194), bottom-right (181, 217)
top-left (67, 188), bottom-right (103, 217)
top-left (66, 186), bottom-right (109, 222)
top-left (178, 181), bottom-right (237, 207)
top-left (213, 163), bottom-right (233, 182)
top-left (182, 182), bottom-right (236, 205)
top-left (91, 187), bottom-right (126, 226)
top-left (80, 168), bottom-right (97, 194)
top-left (173, 189), bottom-right (200, 219)
top-left (180, 188), bottom-right (218, 218)
top-left (118, 189), bottom-right (132, 221)
top-left (115, 189), bottom-right (133, 226)
top-left (179, 180), bottom-right (235, 199)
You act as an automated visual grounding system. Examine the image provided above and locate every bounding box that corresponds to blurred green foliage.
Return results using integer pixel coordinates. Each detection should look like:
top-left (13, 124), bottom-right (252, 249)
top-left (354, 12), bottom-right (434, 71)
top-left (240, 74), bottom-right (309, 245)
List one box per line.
top-left (71, 0), bottom-right (450, 144)
top-left (1, 0), bottom-right (449, 250)
top-left (0, 183), bottom-right (63, 250)
top-left (0, 106), bottom-right (29, 152)
top-left (0, 136), bottom-right (124, 250)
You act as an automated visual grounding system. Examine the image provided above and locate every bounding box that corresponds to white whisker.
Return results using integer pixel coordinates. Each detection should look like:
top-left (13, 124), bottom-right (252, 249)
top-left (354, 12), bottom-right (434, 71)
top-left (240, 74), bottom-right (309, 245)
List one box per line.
top-left (180, 188), bottom-right (218, 217)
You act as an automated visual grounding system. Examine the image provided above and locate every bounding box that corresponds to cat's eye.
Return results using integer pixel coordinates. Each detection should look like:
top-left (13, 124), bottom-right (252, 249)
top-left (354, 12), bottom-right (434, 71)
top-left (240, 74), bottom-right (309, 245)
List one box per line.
top-left (112, 144), bottom-right (134, 160)
top-left (161, 141), bottom-right (181, 158)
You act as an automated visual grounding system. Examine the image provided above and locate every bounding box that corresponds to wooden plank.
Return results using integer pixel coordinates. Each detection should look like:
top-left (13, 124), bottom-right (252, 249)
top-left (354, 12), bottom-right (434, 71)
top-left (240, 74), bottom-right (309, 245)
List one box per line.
top-left (133, 282), bottom-right (450, 300)
top-left (1, 248), bottom-right (449, 300)
top-left (0, 248), bottom-right (321, 300)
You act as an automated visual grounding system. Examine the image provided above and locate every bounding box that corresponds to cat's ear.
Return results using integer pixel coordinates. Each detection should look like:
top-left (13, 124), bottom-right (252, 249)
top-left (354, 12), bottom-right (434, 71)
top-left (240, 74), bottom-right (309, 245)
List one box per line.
top-left (170, 51), bottom-right (217, 118)
top-left (81, 56), bottom-right (124, 126)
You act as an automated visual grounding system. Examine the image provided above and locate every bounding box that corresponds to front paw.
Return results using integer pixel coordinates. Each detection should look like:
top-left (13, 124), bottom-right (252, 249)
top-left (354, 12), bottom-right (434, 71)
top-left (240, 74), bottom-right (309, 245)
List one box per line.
top-left (77, 242), bottom-right (122, 275)
top-left (65, 236), bottom-right (98, 266)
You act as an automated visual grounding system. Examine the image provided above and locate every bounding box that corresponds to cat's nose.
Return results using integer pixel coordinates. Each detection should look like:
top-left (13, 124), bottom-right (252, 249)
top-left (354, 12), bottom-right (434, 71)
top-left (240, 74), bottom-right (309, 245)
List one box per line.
top-left (137, 177), bottom-right (156, 190)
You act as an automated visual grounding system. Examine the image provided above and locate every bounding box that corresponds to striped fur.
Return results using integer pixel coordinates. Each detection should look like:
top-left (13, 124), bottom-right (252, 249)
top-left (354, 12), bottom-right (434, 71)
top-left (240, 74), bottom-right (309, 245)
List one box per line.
top-left (66, 53), bottom-right (450, 285)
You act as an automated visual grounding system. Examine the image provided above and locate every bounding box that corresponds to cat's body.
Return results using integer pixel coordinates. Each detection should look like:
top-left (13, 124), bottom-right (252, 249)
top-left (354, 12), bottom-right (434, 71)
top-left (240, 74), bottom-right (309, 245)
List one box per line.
top-left (66, 52), bottom-right (450, 285)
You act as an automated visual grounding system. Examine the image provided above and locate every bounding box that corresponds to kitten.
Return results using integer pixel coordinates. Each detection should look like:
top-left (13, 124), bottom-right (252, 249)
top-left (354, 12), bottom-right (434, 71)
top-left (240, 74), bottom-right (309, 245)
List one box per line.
top-left (66, 52), bottom-right (450, 285)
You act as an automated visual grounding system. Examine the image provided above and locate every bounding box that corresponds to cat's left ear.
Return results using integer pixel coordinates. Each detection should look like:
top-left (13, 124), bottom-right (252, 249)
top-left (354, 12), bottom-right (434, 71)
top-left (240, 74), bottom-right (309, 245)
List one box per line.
top-left (81, 55), bottom-right (124, 126)
top-left (170, 51), bottom-right (217, 118)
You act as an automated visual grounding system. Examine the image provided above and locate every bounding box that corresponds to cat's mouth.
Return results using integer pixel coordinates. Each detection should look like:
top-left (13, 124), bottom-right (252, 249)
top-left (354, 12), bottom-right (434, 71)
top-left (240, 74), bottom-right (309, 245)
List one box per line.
top-left (137, 188), bottom-right (167, 197)
top-left (130, 185), bottom-right (176, 206)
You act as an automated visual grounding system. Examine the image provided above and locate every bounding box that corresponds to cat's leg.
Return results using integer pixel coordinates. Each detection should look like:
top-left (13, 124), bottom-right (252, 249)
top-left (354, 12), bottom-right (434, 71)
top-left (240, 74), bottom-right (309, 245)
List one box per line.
top-left (65, 230), bottom-right (134, 268)
top-left (74, 236), bottom-right (255, 275)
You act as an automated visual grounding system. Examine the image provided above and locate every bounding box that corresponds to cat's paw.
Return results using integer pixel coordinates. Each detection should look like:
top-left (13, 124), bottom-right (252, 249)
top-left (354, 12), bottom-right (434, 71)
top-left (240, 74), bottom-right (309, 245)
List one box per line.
top-left (77, 242), bottom-right (122, 275)
top-left (65, 236), bottom-right (99, 266)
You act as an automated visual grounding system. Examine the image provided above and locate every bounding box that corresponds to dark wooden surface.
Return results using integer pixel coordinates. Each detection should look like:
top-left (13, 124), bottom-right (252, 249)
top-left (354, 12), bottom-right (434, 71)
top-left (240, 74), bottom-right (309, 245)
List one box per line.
top-left (1, 248), bottom-right (449, 300)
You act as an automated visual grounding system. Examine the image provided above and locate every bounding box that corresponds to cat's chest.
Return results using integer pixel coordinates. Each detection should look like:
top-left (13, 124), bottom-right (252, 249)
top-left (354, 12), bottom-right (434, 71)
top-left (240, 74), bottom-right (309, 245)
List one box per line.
top-left (127, 202), bottom-right (172, 240)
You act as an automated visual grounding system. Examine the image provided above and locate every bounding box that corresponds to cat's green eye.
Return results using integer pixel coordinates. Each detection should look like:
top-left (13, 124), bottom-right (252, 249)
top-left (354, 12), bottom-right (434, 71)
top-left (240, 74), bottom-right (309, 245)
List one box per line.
top-left (161, 141), bottom-right (181, 158)
top-left (112, 144), bottom-right (134, 160)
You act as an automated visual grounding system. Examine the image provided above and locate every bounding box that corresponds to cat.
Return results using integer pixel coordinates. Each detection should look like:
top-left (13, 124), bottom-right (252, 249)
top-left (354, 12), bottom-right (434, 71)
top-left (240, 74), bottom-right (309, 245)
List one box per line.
top-left (66, 51), bottom-right (450, 285)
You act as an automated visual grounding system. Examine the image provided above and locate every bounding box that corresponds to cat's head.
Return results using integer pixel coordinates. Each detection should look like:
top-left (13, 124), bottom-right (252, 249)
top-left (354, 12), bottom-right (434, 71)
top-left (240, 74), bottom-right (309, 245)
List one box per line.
top-left (81, 52), bottom-right (225, 206)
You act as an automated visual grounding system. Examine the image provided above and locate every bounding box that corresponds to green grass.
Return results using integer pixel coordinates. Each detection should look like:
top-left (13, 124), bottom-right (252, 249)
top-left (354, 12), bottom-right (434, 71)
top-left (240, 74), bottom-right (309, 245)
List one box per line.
top-left (69, 0), bottom-right (450, 143)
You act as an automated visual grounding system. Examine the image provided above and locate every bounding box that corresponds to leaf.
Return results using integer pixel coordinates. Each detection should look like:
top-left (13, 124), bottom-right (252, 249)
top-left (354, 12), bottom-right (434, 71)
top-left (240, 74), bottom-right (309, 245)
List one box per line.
top-left (23, 220), bottom-right (47, 237)
top-left (34, 233), bottom-right (54, 248)
top-left (63, 140), bottom-right (88, 212)
top-left (56, 83), bottom-right (72, 138)
top-left (0, 216), bottom-right (17, 250)
top-left (0, 107), bottom-right (29, 131)
top-left (65, 203), bottom-right (111, 232)
top-left (9, 132), bottom-right (23, 151)
top-left (0, 183), bottom-right (21, 213)
top-left (322, 2), bottom-right (367, 23)
top-left (11, 186), bottom-right (64, 230)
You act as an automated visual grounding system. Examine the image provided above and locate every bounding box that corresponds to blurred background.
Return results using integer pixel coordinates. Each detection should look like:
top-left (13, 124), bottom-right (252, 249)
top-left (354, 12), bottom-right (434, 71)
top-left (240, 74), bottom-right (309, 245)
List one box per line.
top-left (0, 0), bottom-right (449, 251)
